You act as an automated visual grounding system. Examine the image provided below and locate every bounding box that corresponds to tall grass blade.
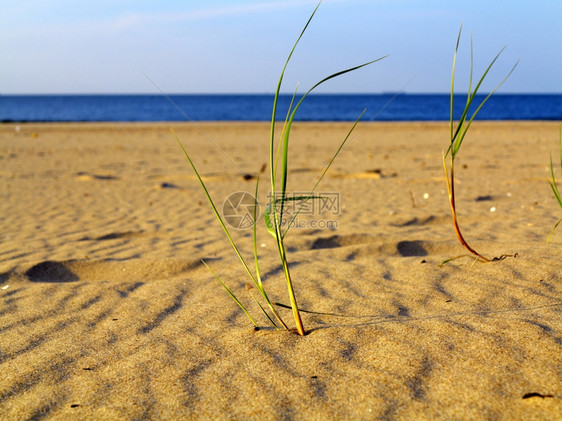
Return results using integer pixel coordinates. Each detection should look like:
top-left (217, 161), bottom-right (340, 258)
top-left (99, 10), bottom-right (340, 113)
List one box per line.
top-left (246, 284), bottom-right (279, 329)
top-left (447, 27), bottom-right (518, 159)
top-left (264, 195), bottom-right (323, 238)
top-left (172, 130), bottom-right (255, 280)
top-left (278, 57), bottom-right (387, 222)
top-left (547, 128), bottom-right (562, 243)
top-left (270, 1), bottom-right (322, 199)
top-left (252, 175), bottom-right (264, 287)
top-left (201, 260), bottom-right (258, 328)
top-left (283, 109), bottom-right (367, 237)
top-left (251, 175), bottom-right (281, 328)
top-left (274, 84), bottom-right (299, 183)
top-left (450, 25), bottom-right (462, 142)
top-left (442, 26), bottom-right (517, 264)
top-left (178, 0), bottom-right (385, 334)
top-left (265, 1), bottom-right (386, 335)
top-left (453, 56), bottom-right (518, 157)
top-left (173, 129), bottom-right (286, 329)
top-left (547, 218), bottom-right (562, 244)
top-left (549, 156), bottom-right (562, 207)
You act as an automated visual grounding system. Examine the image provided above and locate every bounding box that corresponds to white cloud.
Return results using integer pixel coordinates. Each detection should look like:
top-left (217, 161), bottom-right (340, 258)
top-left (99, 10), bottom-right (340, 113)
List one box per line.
top-left (106, 0), bottom-right (362, 31)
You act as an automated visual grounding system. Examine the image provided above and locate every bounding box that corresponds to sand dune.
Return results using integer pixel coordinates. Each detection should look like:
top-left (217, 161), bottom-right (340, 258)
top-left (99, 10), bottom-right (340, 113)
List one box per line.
top-left (1, 122), bottom-right (560, 419)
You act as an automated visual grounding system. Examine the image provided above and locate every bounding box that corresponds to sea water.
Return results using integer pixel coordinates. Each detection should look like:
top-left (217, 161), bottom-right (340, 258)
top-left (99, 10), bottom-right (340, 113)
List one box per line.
top-left (0, 94), bottom-right (560, 123)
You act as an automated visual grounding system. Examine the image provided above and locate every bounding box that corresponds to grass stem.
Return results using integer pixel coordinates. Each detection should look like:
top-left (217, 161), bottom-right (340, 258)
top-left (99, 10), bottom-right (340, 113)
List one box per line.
top-left (442, 26), bottom-right (517, 265)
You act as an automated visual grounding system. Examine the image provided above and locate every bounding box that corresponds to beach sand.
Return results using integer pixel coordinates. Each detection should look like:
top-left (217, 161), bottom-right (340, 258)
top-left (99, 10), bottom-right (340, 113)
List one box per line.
top-left (0, 121), bottom-right (561, 420)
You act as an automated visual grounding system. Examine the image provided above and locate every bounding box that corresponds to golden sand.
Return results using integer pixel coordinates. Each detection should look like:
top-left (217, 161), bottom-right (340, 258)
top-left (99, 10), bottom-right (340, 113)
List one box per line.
top-left (0, 121), bottom-right (560, 419)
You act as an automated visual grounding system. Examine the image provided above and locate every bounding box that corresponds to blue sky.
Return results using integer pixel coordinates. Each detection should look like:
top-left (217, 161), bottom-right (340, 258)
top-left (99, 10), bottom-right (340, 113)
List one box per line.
top-left (1, 0), bottom-right (560, 94)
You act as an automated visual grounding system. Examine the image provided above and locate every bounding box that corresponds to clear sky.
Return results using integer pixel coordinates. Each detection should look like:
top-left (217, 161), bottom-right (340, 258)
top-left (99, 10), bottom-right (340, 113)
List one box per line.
top-left (1, 0), bottom-right (560, 94)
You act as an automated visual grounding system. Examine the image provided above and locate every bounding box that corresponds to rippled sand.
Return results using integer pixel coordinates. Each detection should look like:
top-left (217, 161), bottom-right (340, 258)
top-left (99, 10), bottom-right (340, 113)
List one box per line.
top-left (1, 122), bottom-right (561, 419)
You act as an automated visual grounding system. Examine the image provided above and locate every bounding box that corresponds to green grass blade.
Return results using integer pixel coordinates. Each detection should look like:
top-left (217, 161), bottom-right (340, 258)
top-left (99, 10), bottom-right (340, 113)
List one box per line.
top-left (270, 1), bottom-right (322, 198)
top-left (549, 155), bottom-right (562, 207)
top-left (309, 108), bottom-right (366, 191)
top-left (202, 260), bottom-right (258, 328)
top-left (447, 24), bottom-right (509, 158)
top-left (556, 126), bottom-right (562, 186)
top-left (466, 32), bottom-right (474, 108)
top-left (278, 56), bottom-right (387, 223)
top-left (247, 287), bottom-right (279, 329)
top-left (252, 174), bottom-right (264, 286)
top-left (274, 225), bottom-right (304, 335)
top-left (172, 130), bottom-right (256, 282)
top-left (454, 58), bottom-right (518, 157)
top-left (450, 25), bottom-right (462, 145)
top-left (252, 174), bottom-right (284, 329)
top-left (282, 109), bottom-right (366, 237)
top-left (449, 38), bottom-right (517, 160)
top-left (547, 218), bottom-right (562, 244)
top-left (265, 0), bottom-right (384, 335)
top-left (265, 195), bottom-right (324, 238)
top-left (173, 129), bottom-right (285, 329)
top-left (264, 203), bottom-right (277, 238)
top-left (554, 128), bottom-right (562, 206)
top-left (444, 26), bottom-right (518, 263)
top-left (269, 1), bottom-right (322, 242)
top-left (546, 128), bottom-right (562, 243)
top-left (274, 84), bottom-right (299, 183)
top-left (451, 48), bottom-right (516, 158)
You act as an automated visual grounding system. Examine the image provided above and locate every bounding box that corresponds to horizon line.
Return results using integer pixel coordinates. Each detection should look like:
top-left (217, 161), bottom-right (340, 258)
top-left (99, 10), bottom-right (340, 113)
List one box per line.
top-left (2, 92), bottom-right (561, 96)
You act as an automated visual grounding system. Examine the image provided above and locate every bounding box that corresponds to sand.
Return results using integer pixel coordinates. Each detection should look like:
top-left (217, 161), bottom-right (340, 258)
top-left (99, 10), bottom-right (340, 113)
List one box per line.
top-left (0, 121), bottom-right (561, 420)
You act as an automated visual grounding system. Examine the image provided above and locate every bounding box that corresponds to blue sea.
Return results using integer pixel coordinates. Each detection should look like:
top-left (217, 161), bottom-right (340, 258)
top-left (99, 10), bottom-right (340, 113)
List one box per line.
top-left (0, 94), bottom-right (561, 123)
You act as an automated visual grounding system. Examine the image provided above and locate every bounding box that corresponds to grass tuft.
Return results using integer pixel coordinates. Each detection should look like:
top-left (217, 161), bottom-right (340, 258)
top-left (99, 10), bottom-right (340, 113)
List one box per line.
top-left (547, 127), bottom-right (562, 243)
top-left (441, 25), bottom-right (518, 265)
top-left (174, 1), bottom-right (385, 335)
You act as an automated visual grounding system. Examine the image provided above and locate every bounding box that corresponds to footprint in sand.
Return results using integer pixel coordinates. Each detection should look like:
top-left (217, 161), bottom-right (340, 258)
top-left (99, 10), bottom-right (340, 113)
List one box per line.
top-left (150, 173), bottom-right (229, 182)
top-left (308, 232), bottom-right (452, 259)
top-left (390, 215), bottom-right (449, 227)
top-left (74, 172), bottom-right (119, 181)
top-left (25, 261), bottom-right (80, 283)
top-left (90, 231), bottom-right (144, 241)
top-left (22, 258), bottom-right (203, 283)
top-left (330, 168), bottom-right (397, 179)
top-left (396, 240), bottom-right (428, 257)
top-left (310, 233), bottom-right (373, 250)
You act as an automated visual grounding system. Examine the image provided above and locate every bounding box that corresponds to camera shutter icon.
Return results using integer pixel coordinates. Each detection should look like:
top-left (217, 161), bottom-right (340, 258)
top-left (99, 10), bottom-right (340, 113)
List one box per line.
top-left (223, 192), bottom-right (260, 229)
